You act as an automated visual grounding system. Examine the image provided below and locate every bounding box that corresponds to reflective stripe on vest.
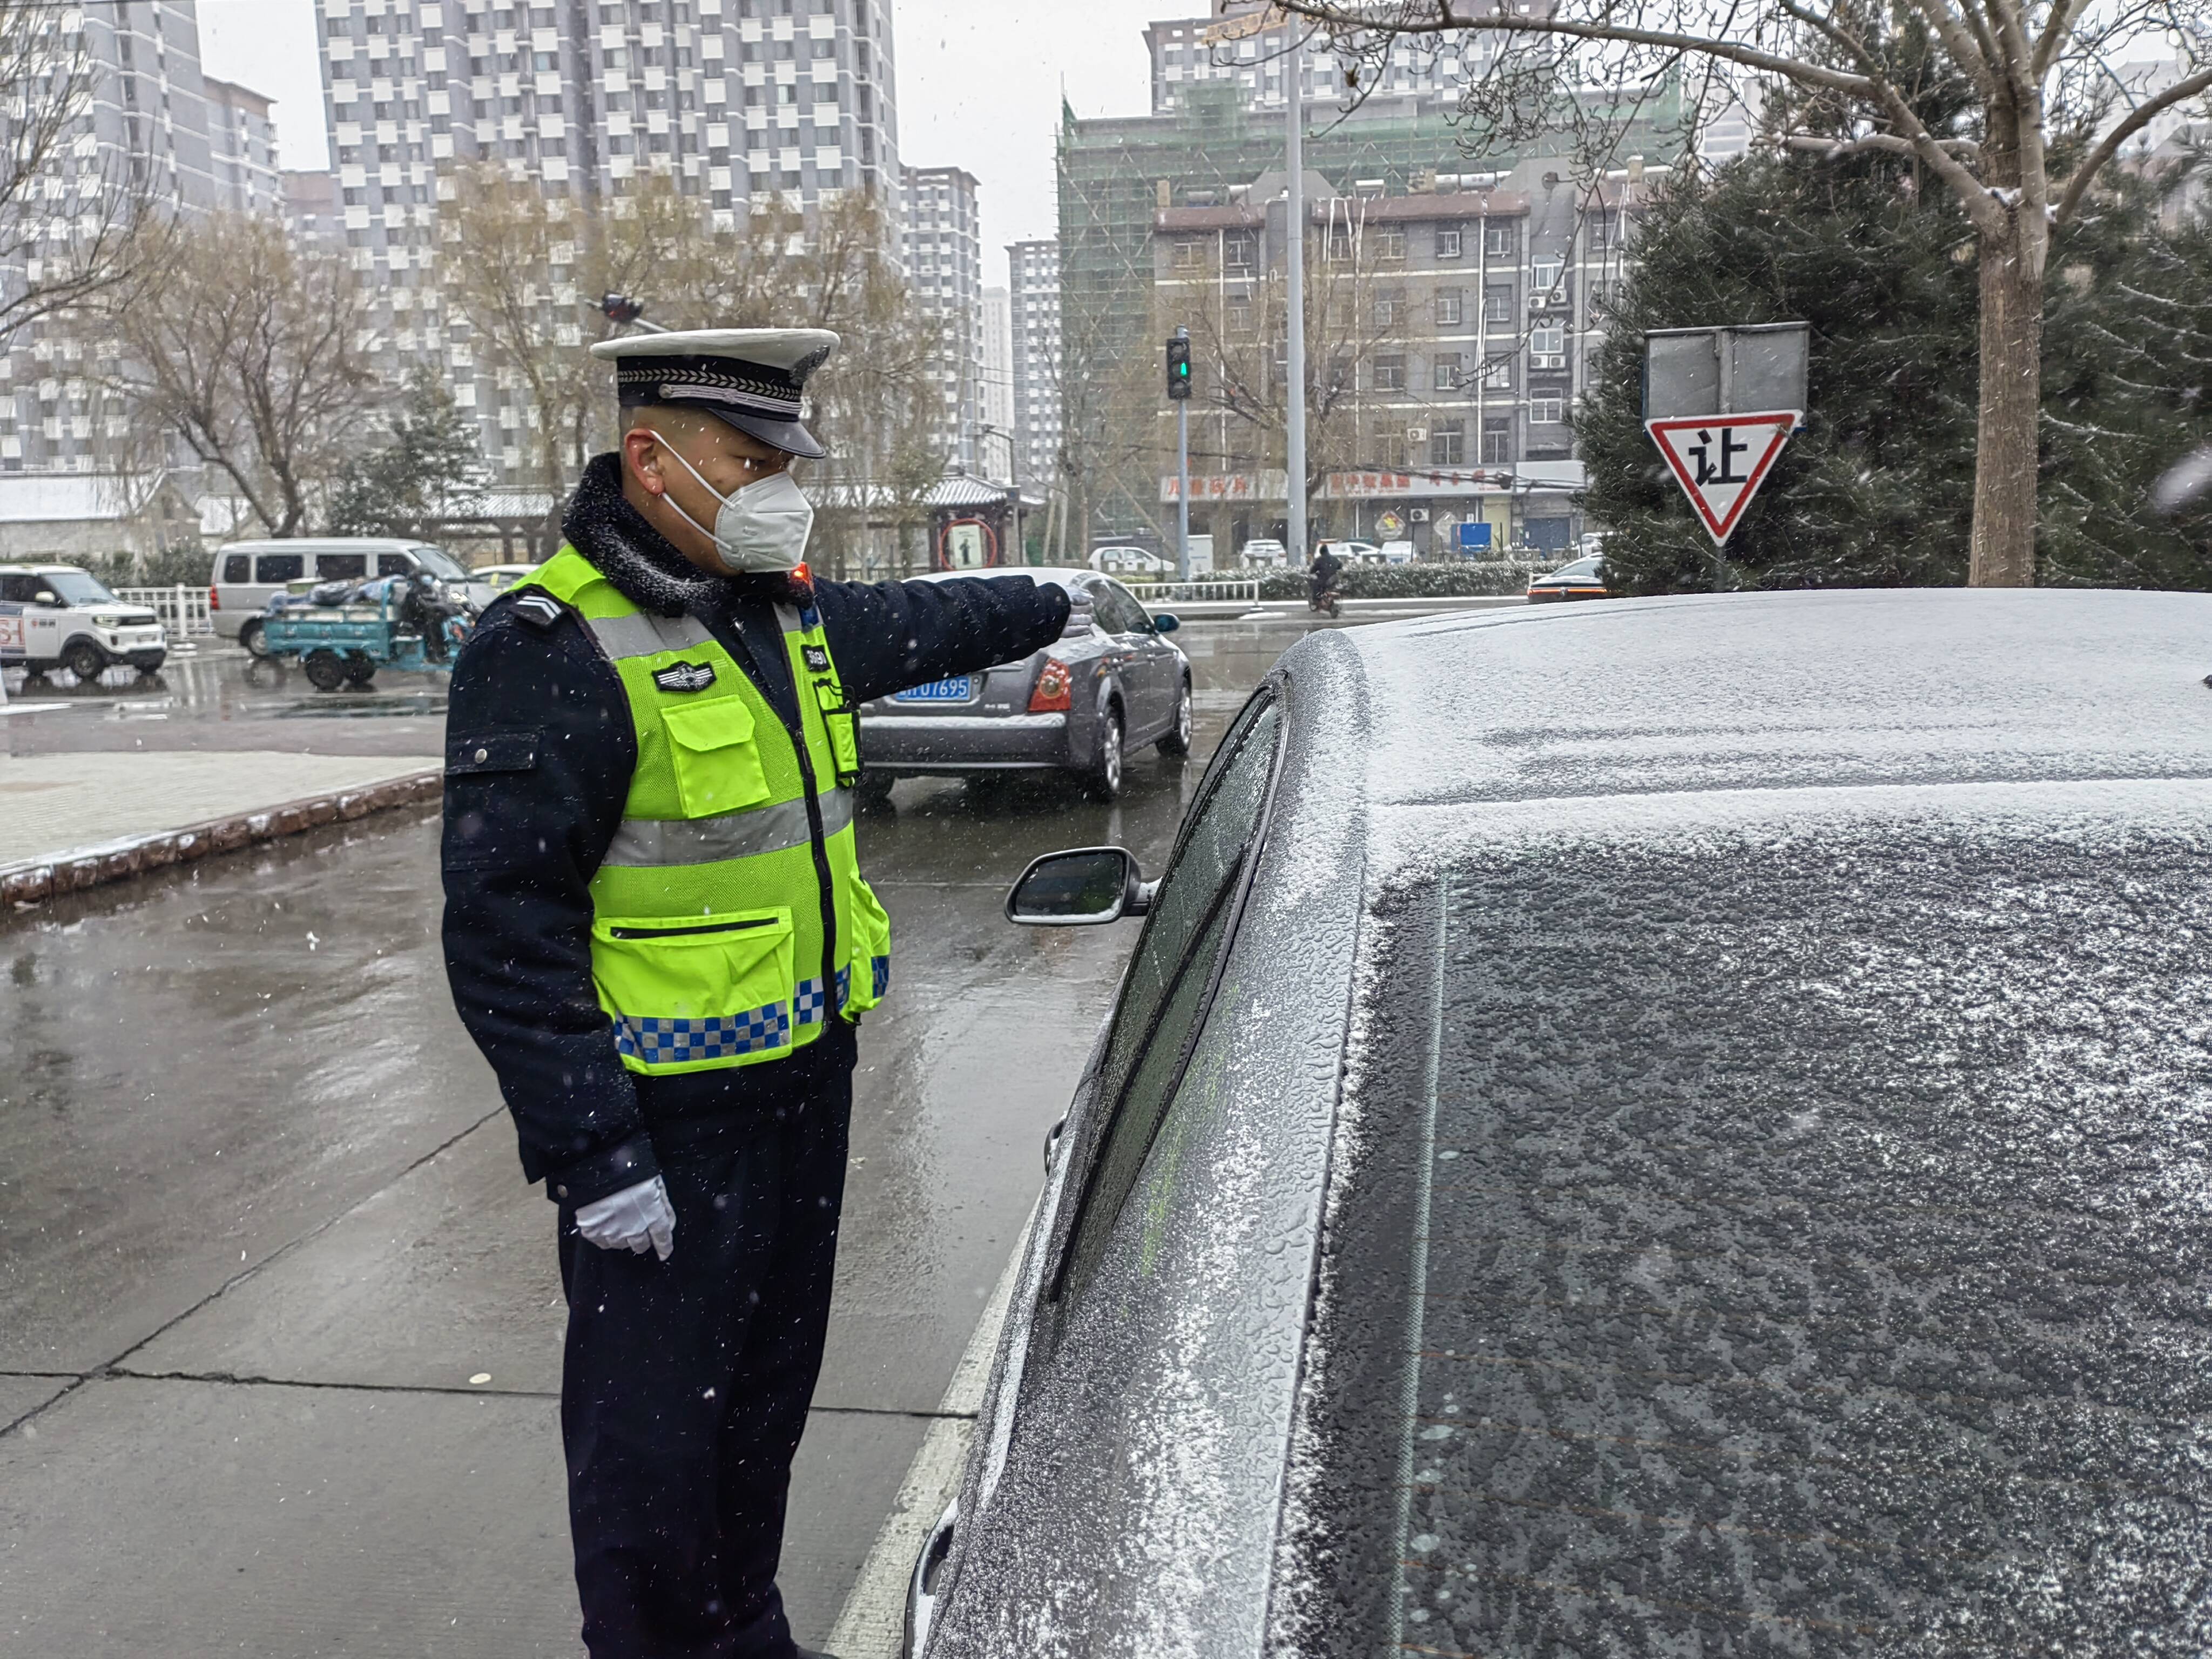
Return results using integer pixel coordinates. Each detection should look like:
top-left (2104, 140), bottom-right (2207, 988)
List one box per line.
top-left (511, 547), bottom-right (891, 1077)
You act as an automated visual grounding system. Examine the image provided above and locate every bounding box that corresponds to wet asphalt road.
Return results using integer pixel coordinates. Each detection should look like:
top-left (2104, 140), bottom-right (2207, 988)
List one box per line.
top-left (0, 602), bottom-right (1506, 1654)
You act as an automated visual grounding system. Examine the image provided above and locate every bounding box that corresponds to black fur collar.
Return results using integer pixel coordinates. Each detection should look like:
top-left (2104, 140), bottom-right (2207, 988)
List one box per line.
top-left (559, 451), bottom-right (809, 617)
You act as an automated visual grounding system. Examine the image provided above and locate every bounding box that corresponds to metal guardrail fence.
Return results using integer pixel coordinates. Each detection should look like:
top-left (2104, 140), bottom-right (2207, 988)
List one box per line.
top-left (1120, 578), bottom-right (1263, 605)
top-left (115, 584), bottom-right (214, 636)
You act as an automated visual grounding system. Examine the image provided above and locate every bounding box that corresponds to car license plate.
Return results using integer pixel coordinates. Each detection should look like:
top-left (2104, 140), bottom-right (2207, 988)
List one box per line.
top-left (893, 676), bottom-right (974, 704)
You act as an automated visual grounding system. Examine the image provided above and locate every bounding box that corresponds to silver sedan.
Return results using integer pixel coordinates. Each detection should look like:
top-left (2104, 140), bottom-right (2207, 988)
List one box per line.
top-left (857, 569), bottom-right (1192, 801)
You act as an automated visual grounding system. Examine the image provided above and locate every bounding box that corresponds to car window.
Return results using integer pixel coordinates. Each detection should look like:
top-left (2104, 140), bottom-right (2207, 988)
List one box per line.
top-left (0, 574), bottom-right (36, 602)
top-left (376, 552), bottom-right (415, 578)
top-left (410, 544), bottom-right (469, 580)
top-left (1103, 581), bottom-right (1155, 633)
top-left (1289, 831), bottom-right (2212, 1655)
top-left (316, 552), bottom-right (368, 580)
top-left (254, 552), bottom-right (304, 583)
top-left (221, 554), bottom-right (251, 583)
top-left (1052, 694), bottom-right (1282, 1298)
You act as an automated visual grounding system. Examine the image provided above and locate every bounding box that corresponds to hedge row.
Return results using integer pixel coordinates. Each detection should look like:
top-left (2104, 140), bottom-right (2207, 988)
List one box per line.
top-left (1252, 563), bottom-right (1543, 600)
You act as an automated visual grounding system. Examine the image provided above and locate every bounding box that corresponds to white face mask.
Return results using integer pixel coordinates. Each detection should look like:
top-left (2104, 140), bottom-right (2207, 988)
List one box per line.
top-left (652, 434), bottom-right (815, 575)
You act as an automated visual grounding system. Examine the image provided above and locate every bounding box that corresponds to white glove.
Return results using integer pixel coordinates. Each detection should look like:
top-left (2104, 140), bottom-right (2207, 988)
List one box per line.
top-left (574, 1175), bottom-right (676, 1261)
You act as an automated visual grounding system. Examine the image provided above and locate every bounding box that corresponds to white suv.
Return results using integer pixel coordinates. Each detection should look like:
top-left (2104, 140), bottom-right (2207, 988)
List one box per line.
top-left (0, 564), bottom-right (168, 681)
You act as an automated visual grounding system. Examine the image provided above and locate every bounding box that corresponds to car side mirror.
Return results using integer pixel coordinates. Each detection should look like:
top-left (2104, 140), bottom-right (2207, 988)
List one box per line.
top-left (1150, 612), bottom-right (1179, 633)
top-left (1006, 846), bottom-right (1153, 926)
top-left (32, 591), bottom-right (58, 606)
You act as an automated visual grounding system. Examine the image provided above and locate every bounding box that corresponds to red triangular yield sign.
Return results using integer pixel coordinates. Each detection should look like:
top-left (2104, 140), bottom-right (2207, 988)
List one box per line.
top-left (1645, 410), bottom-right (1800, 544)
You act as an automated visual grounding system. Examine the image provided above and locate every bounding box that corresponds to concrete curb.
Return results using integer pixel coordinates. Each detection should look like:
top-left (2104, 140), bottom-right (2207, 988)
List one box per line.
top-left (0, 768), bottom-right (443, 907)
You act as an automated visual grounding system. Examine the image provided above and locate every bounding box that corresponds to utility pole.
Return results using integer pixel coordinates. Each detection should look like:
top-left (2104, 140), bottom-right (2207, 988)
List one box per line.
top-left (1284, 30), bottom-right (1307, 568)
top-left (1169, 327), bottom-right (1192, 579)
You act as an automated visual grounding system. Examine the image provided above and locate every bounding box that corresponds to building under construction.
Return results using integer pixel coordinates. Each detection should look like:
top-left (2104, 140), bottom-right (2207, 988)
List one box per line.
top-left (1056, 53), bottom-right (1688, 561)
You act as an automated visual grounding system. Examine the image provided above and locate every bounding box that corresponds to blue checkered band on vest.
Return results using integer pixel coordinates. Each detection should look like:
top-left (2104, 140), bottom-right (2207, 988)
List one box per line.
top-left (613, 1004), bottom-right (790, 1064)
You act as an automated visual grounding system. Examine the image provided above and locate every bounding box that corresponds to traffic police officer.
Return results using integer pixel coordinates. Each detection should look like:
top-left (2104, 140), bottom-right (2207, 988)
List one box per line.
top-left (440, 328), bottom-right (1070, 1659)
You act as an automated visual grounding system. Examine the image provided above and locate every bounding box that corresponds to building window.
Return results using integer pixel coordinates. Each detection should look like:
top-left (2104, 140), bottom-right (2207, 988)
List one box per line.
top-left (1532, 256), bottom-right (1563, 291)
top-left (1435, 289), bottom-right (1461, 327)
top-left (1373, 289), bottom-right (1399, 327)
top-left (1483, 284), bottom-right (1513, 325)
top-left (1435, 224), bottom-right (1462, 259)
top-left (1432, 350), bottom-right (1461, 390)
top-left (1530, 322), bottom-right (1564, 356)
top-left (1325, 229), bottom-right (1353, 261)
top-left (1530, 396), bottom-right (1564, 424)
top-left (1481, 416), bottom-right (1512, 464)
top-left (1224, 230), bottom-right (1255, 268)
top-left (1431, 420), bottom-right (1465, 466)
top-left (1372, 353), bottom-right (1405, 392)
top-left (1174, 239), bottom-right (1201, 267)
top-left (1483, 221), bottom-right (1515, 259)
top-left (1226, 299), bottom-right (1251, 332)
top-left (1375, 226), bottom-right (1406, 261)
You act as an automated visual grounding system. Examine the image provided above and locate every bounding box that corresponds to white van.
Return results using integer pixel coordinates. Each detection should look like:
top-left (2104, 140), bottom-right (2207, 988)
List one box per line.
top-left (210, 538), bottom-right (482, 656)
top-left (0, 564), bottom-right (167, 679)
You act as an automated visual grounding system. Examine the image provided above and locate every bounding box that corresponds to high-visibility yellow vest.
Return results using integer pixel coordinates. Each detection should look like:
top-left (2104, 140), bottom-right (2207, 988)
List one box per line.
top-left (515, 547), bottom-right (889, 1076)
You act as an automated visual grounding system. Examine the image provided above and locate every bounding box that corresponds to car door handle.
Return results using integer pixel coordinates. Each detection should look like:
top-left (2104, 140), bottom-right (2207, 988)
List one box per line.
top-left (904, 1497), bottom-right (958, 1657)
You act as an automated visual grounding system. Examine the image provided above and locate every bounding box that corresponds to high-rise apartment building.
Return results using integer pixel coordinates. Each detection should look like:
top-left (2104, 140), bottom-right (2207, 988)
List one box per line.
top-left (204, 77), bottom-right (281, 215)
top-left (315, 0), bottom-right (902, 480)
top-left (0, 2), bottom-right (275, 473)
top-left (1144, 1), bottom-right (1498, 116)
top-left (900, 164), bottom-right (983, 474)
top-left (1007, 239), bottom-right (1061, 491)
top-left (981, 284), bottom-right (1012, 479)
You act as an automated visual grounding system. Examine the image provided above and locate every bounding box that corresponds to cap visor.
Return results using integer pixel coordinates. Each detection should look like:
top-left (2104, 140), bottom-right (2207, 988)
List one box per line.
top-left (697, 404), bottom-right (827, 461)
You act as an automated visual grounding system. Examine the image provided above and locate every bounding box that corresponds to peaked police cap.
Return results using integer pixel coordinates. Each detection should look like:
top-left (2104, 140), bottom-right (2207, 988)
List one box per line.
top-left (592, 327), bottom-right (839, 460)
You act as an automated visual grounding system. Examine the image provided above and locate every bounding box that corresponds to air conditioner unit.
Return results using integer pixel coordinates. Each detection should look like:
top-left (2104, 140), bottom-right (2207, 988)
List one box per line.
top-left (1410, 508), bottom-right (1429, 523)
top-left (1405, 425), bottom-right (1428, 443)
top-left (1530, 353), bottom-right (1564, 369)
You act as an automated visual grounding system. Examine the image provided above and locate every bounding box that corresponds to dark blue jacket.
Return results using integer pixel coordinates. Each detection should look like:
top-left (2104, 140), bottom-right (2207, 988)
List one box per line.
top-left (441, 455), bottom-right (1070, 1204)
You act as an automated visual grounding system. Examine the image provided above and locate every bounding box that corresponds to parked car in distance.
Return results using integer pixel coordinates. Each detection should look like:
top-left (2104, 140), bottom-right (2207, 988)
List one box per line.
top-left (1238, 537), bottom-right (1287, 567)
top-left (907, 588), bottom-right (2212, 1658)
top-left (1527, 551), bottom-right (1609, 601)
top-left (1378, 538), bottom-right (1415, 564)
top-left (858, 568), bottom-right (1190, 803)
top-left (1088, 545), bottom-right (1172, 577)
top-left (0, 564), bottom-right (167, 680)
top-left (209, 538), bottom-right (485, 656)
top-left (473, 562), bottom-right (542, 593)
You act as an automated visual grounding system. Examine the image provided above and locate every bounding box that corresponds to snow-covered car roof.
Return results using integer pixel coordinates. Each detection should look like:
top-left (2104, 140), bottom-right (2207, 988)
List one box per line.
top-left (929, 588), bottom-right (2212, 1659)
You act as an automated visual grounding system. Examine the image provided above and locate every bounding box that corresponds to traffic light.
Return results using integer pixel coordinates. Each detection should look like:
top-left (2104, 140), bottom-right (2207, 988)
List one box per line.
top-left (1165, 335), bottom-right (1192, 401)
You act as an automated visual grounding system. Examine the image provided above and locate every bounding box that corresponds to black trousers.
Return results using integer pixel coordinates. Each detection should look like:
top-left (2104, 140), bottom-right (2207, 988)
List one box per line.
top-left (557, 1066), bottom-right (851, 1659)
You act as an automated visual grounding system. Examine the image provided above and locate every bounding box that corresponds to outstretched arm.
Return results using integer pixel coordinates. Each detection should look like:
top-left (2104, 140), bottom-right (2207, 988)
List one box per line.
top-left (811, 574), bottom-right (1073, 706)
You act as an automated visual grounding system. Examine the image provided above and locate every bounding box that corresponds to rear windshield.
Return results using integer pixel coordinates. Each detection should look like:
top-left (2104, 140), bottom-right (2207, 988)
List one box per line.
top-left (1286, 826), bottom-right (2212, 1655)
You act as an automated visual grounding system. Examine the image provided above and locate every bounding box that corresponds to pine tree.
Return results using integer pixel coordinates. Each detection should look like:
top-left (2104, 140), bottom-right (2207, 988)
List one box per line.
top-left (1581, 153), bottom-right (2212, 594)
top-left (327, 368), bottom-right (487, 539)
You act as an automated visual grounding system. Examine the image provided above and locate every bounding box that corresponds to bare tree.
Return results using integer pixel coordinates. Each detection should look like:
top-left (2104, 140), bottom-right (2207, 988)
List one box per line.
top-left (651, 190), bottom-right (944, 577)
top-left (1162, 202), bottom-right (1419, 540)
top-left (437, 163), bottom-right (695, 534)
top-left (1280, 0), bottom-right (2212, 585)
top-left (109, 214), bottom-right (377, 536)
top-left (0, 0), bottom-right (151, 349)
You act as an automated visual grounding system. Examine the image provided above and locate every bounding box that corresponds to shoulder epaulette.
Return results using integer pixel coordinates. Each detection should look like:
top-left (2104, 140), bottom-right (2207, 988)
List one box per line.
top-left (511, 591), bottom-right (567, 631)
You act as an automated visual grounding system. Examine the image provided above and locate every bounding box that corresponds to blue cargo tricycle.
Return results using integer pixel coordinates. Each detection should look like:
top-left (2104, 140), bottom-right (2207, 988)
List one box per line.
top-left (261, 578), bottom-right (471, 691)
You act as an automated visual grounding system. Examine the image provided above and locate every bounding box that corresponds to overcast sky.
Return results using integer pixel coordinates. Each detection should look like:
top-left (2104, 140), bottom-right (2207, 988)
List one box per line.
top-left (197, 0), bottom-right (1168, 287)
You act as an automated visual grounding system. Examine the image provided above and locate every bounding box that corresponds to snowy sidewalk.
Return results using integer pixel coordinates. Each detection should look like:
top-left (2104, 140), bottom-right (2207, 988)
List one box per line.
top-left (0, 750), bottom-right (443, 903)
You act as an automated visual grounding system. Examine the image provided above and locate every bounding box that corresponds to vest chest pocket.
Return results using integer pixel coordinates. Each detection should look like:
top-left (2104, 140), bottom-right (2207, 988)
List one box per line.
top-left (591, 905), bottom-right (795, 1071)
top-left (661, 696), bottom-right (771, 818)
